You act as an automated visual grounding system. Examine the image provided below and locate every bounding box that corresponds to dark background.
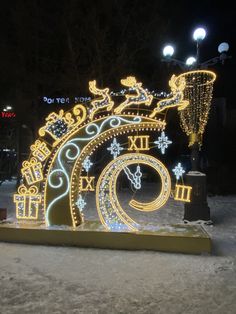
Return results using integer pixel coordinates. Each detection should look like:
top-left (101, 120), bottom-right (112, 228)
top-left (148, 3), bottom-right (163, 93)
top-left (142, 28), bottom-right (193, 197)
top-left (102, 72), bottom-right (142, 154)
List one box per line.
top-left (0, 0), bottom-right (235, 193)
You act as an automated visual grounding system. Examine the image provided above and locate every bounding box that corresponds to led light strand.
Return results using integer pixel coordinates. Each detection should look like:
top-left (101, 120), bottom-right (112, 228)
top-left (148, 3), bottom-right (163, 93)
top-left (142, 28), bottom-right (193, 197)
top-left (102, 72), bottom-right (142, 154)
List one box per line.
top-left (150, 75), bottom-right (189, 118)
top-left (176, 70), bottom-right (216, 146)
top-left (89, 80), bottom-right (114, 120)
top-left (114, 76), bottom-right (153, 114)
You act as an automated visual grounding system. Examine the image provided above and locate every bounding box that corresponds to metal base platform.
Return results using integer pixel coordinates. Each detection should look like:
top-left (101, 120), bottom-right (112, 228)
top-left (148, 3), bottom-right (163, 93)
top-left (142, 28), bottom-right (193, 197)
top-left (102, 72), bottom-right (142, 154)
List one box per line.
top-left (0, 221), bottom-right (211, 254)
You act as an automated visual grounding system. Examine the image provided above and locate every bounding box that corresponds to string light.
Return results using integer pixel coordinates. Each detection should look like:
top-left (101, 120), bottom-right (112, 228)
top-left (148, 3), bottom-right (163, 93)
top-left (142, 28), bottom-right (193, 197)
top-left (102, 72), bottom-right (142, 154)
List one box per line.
top-left (38, 105), bottom-right (87, 147)
top-left (150, 75), bottom-right (189, 118)
top-left (14, 185), bottom-right (41, 219)
top-left (114, 76), bottom-right (153, 114)
top-left (176, 70), bottom-right (216, 146)
top-left (14, 75), bottom-right (194, 229)
top-left (174, 184), bottom-right (192, 202)
top-left (96, 153), bottom-right (171, 231)
top-left (89, 80), bottom-right (114, 119)
top-left (21, 158), bottom-right (43, 185)
top-left (30, 140), bottom-right (51, 162)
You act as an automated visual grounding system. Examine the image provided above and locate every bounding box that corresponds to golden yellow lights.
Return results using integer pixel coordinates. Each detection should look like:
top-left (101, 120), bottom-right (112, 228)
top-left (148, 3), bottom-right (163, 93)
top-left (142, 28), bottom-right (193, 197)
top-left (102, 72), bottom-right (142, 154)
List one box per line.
top-left (14, 74), bottom-right (195, 230)
top-left (96, 153), bottom-right (171, 230)
top-left (14, 185), bottom-right (41, 219)
top-left (30, 140), bottom-right (51, 162)
top-left (150, 75), bottom-right (189, 118)
top-left (114, 76), bottom-right (153, 114)
top-left (128, 135), bottom-right (150, 151)
top-left (174, 184), bottom-right (192, 202)
top-left (38, 104), bottom-right (87, 146)
top-left (176, 70), bottom-right (216, 146)
top-left (79, 176), bottom-right (95, 191)
top-left (21, 157), bottom-right (43, 185)
top-left (68, 119), bottom-right (166, 226)
top-left (89, 80), bottom-right (114, 119)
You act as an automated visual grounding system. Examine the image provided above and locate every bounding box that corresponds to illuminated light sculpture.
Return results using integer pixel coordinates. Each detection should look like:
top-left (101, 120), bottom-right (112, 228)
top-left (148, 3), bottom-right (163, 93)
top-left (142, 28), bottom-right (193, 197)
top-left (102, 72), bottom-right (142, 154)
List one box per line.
top-left (38, 104), bottom-right (87, 147)
top-left (114, 76), bottom-right (153, 114)
top-left (89, 80), bottom-right (114, 120)
top-left (128, 135), bottom-right (150, 151)
top-left (176, 70), bottom-right (216, 146)
top-left (172, 162), bottom-right (185, 180)
top-left (30, 140), bottom-right (51, 162)
top-left (174, 184), bottom-right (192, 202)
top-left (79, 176), bottom-right (95, 191)
top-left (82, 156), bottom-right (93, 172)
top-left (14, 185), bottom-right (41, 219)
top-left (124, 165), bottom-right (142, 190)
top-left (107, 138), bottom-right (124, 158)
top-left (96, 154), bottom-right (171, 230)
top-left (21, 158), bottom-right (43, 185)
top-left (75, 195), bottom-right (87, 212)
top-left (154, 131), bottom-right (172, 154)
top-left (150, 75), bottom-right (189, 118)
top-left (14, 75), bottom-right (193, 231)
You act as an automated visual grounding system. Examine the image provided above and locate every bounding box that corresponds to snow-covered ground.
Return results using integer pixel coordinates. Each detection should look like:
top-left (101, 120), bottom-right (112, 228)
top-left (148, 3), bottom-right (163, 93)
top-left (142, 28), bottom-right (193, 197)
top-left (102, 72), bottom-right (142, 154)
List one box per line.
top-left (0, 181), bottom-right (236, 313)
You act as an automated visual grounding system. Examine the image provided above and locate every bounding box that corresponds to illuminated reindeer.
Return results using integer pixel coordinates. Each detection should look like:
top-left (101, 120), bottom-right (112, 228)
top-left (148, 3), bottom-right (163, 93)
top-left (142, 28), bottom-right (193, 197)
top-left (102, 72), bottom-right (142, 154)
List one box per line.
top-left (114, 76), bottom-right (153, 114)
top-left (89, 80), bottom-right (114, 120)
top-left (149, 75), bottom-right (189, 118)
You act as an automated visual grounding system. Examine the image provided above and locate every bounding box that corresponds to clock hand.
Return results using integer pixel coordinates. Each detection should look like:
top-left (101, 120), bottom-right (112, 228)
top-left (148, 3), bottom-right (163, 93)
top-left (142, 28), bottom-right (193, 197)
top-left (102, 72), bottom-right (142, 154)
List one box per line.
top-left (124, 166), bottom-right (142, 190)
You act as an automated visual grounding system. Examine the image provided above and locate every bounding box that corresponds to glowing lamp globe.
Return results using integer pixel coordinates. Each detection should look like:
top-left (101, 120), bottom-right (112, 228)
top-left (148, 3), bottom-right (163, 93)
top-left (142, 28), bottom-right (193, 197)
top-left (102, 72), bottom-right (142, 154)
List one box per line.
top-left (163, 45), bottom-right (174, 57)
top-left (193, 28), bottom-right (206, 41)
top-left (218, 42), bottom-right (229, 53)
top-left (186, 57), bottom-right (196, 66)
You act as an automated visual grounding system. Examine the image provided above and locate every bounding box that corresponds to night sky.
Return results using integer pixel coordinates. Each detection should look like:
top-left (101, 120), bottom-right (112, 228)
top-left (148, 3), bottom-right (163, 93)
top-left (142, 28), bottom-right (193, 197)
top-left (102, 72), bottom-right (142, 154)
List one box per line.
top-left (0, 0), bottom-right (235, 192)
top-left (0, 1), bottom-right (235, 110)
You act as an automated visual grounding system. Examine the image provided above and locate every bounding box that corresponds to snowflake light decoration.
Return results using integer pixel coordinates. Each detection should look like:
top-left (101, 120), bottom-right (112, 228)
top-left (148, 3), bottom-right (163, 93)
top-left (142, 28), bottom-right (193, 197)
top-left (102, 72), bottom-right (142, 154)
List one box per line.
top-left (107, 138), bottom-right (124, 159)
top-left (75, 195), bottom-right (87, 211)
top-left (172, 163), bottom-right (185, 180)
top-left (82, 156), bottom-right (93, 172)
top-left (154, 131), bottom-right (172, 154)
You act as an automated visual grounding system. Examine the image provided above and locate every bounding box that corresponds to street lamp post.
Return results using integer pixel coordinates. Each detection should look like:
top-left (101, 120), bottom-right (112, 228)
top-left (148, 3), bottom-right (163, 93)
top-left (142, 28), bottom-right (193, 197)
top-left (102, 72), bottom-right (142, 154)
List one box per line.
top-left (161, 27), bottom-right (231, 223)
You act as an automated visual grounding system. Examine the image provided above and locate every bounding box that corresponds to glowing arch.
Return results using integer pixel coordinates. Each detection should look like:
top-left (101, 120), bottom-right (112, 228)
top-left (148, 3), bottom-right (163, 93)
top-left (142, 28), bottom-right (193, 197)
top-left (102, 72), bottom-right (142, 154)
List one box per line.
top-left (13, 75), bottom-right (192, 230)
top-left (45, 115), bottom-right (165, 226)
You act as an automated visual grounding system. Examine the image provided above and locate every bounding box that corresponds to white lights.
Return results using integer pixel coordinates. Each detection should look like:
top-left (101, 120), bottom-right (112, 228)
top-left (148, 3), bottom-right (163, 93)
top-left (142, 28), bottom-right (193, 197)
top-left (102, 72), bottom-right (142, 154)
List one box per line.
top-left (2, 106), bottom-right (13, 112)
top-left (218, 42), bottom-right (229, 54)
top-left (82, 156), bottom-right (93, 172)
top-left (172, 163), bottom-right (185, 180)
top-left (154, 131), bottom-right (172, 154)
top-left (186, 57), bottom-right (196, 66)
top-left (76, 195), bottom-right (87, 212)
top-left (124, 165), bottom-right (142, 190)
top-left (161, 26), bottom-right (230, 70)
top-left (163, 45), bottom-right (174, 57)
top-left (193, 27), bottom-right (206, 41)
top-left (107, 137), bottom-right (124, 159)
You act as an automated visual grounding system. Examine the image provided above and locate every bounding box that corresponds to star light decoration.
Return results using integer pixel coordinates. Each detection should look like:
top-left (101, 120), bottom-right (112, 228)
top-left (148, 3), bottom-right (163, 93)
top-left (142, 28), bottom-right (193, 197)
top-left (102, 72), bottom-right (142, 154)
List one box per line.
top-left (75, 195), bottom-right (87, 211)
top-left (154, 131), bottom-right (172, 154)
top-left (172, 163), bottom-right (185, 180)
top-left (82, 156), bottom-right (93, 172)
top-left (107, 138), bottom-right (124, 159)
